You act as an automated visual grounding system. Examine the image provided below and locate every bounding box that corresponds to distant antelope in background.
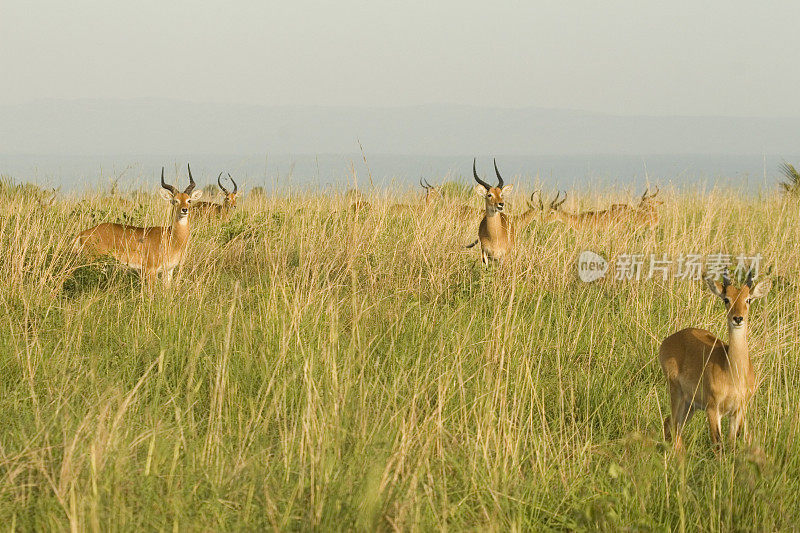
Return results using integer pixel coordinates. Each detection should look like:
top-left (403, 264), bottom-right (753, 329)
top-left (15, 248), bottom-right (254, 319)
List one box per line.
top-left (631, 186), bottom-right (662, 227)
top-left (419, 178), bottom-right (442, 204)
top-left (346, 188), bottom-right (371, 213)
top-left (609, 187), bottom-right (662, 227)
top-left (539, 188), bottom-right (661, 229)
top-left (73, 165), bottom-right (203, 287)
top-left (194, 172), bottom-right (239, 218)
top-left (421, 177), bottom-right (490, 221)
top-left (659, 271), bottom-right (771, 451)
top-left (537, 190), bottom-right (622, 229)
top-left (387, 178), bottom-right (443, 214)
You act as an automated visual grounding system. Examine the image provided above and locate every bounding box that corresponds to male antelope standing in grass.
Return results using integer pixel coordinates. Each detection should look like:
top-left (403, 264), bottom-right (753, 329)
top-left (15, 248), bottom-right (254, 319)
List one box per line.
top-left (194, 172), bottom-right (239, 218)
top-left (659, 271), bottom-right (771, 451)
top-left (73, 165), bottom-right (203, 287)
top-left (464, 158), bottom-right (515, 265)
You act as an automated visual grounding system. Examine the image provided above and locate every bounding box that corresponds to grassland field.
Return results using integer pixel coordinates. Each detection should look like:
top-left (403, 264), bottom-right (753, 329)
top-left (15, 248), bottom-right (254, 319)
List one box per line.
top-left (0, 179), bottom-right (799, 531)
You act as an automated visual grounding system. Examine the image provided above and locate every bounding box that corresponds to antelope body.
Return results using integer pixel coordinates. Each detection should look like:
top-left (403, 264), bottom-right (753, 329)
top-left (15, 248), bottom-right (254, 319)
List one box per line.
top-left (541, 187), bottom-right (661, 229)
top-left (73, 165), bottom-right (202, 286)
top-left (538, 191), bottom-right (624, 229)
top-left (659, 272), bottom-right (771, 451)
top-left (194, 172), bottom-right (239, 218)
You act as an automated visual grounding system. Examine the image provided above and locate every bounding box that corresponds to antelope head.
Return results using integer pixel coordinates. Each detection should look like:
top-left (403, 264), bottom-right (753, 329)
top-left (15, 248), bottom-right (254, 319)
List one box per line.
top-left (638, 186), bottom-right (663, 209)
top-left (706, 270), bottom-right (771, 330)
top-left (419, 177), bottom-right (442, 204)
top-left (159, 164), bottom-right (202, 220)
top-left (538, 190), bottom-right (568, 222)
top-left (218, 172), bottom-right (239, 209)
top-left (473, 158), bottom-right (513, 215)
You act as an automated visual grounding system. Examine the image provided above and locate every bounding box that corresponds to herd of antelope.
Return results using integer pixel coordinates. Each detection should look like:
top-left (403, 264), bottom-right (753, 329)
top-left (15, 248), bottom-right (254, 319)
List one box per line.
top-left (71, 160), bottom-right (770, 455)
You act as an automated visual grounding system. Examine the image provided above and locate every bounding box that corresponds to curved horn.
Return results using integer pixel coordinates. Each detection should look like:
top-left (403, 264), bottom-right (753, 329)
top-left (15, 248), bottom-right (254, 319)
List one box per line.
top-left (493, 158), bottom-right (504, 188)
top-left (473, 158), bottom-right (492, 190)
top-left (217, 172), bottom-right (230, 194)
top-left (528, 191), bottom-right (539, 209)
top-left (641, 188), bottom-right (649, 201)
top-left (419, 177), bottom-right (429, 191)
top-left (721, 268), bottom-right (732, 289)
top-left (160, 167), bottom-right (178, 195)
top-left (649, 185), bottom-right (660, 198)
top-left (184, 164), bottom-right (196, 194)
top-left (423, 178), bottom-right (435, 190)
top-left (745, 269), bottom-right (755, 288)
top-left (551, 191), bottom-right (567, 209)
top-left (228, 173), bottom-right (238, 194)
top-left (529, 190), bottom-right (544, 210)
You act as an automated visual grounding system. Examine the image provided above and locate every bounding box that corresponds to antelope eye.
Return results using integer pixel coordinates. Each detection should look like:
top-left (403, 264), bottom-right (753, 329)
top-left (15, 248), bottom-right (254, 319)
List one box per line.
top-left (723, 298), bottom-right (730, 305)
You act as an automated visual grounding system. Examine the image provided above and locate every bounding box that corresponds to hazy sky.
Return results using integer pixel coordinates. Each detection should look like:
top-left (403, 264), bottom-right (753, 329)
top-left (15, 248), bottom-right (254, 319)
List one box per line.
top-left (3, 1), bottom-right (800, 116)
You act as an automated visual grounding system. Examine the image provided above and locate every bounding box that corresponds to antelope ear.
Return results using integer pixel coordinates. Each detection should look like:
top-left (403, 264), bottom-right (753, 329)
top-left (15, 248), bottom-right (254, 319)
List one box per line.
top-left (159, 188), bottom-right (173, 202)
top-left (750, 279), bottom-right (772, 299)
top-left (705, 276), bottom-right (724, 298)
top-left (473, 184), bottom-right (488, 197)
top-left (191, 190), bottom-right (203, 201)
top-left (501, 184), bottom-right (514, 194)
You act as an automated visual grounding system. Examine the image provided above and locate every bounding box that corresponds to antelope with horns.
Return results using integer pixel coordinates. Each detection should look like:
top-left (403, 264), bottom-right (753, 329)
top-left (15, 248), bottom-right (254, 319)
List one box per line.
top-left (73, 165), bottom-right (203, 286)
top-left (464, 158), bottom-right (515, 265)
top-left (423, 177), bottom-right (487, 221)
top-left (609, 187), bottom-right (663, 227)
top-left (419, 177), bottom-right (443, 205)
top-left (539, 191), bottom-right (648, 230)
top-left (194, 172), bottom-right (239, 218)
top-left (387, 178), bottom-right (443, 214)
top-left (659, 271), bottom-right (771, 451)
top-left (631, 186), bottom-right (662, 227)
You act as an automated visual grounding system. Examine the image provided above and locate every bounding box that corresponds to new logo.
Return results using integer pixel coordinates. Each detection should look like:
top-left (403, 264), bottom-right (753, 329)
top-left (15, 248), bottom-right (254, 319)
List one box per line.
top-left (578, 251), bottom-right (608, 282)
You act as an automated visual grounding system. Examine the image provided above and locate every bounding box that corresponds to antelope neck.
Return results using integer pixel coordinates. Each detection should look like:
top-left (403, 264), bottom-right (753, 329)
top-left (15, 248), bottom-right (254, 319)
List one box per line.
top-left (485, 209), bottom-right (505, 232)
top-left (170, 211), bottom-right (191, 247)
top-left (725, 324), bottom-right (751, 386)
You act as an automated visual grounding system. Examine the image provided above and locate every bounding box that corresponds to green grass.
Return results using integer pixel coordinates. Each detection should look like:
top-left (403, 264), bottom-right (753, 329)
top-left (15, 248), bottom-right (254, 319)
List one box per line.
top-left (0, 185), bottom-right (798, 531)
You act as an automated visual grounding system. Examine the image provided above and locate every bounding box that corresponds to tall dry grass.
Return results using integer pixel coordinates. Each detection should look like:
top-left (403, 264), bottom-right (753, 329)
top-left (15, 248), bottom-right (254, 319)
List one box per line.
top-left (0, 182), bottom-right (798, 530)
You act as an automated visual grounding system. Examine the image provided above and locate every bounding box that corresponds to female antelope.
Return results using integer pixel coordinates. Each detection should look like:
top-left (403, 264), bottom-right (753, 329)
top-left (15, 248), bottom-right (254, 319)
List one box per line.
top-left (659, 271), bottom-right (771, 451)
top-left (73, 165), bottom-right (203, 286)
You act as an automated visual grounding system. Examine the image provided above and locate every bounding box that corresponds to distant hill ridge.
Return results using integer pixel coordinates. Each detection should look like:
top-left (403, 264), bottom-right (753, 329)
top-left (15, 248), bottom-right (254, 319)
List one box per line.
top-left (1, 99), bottom-right (799, 156)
